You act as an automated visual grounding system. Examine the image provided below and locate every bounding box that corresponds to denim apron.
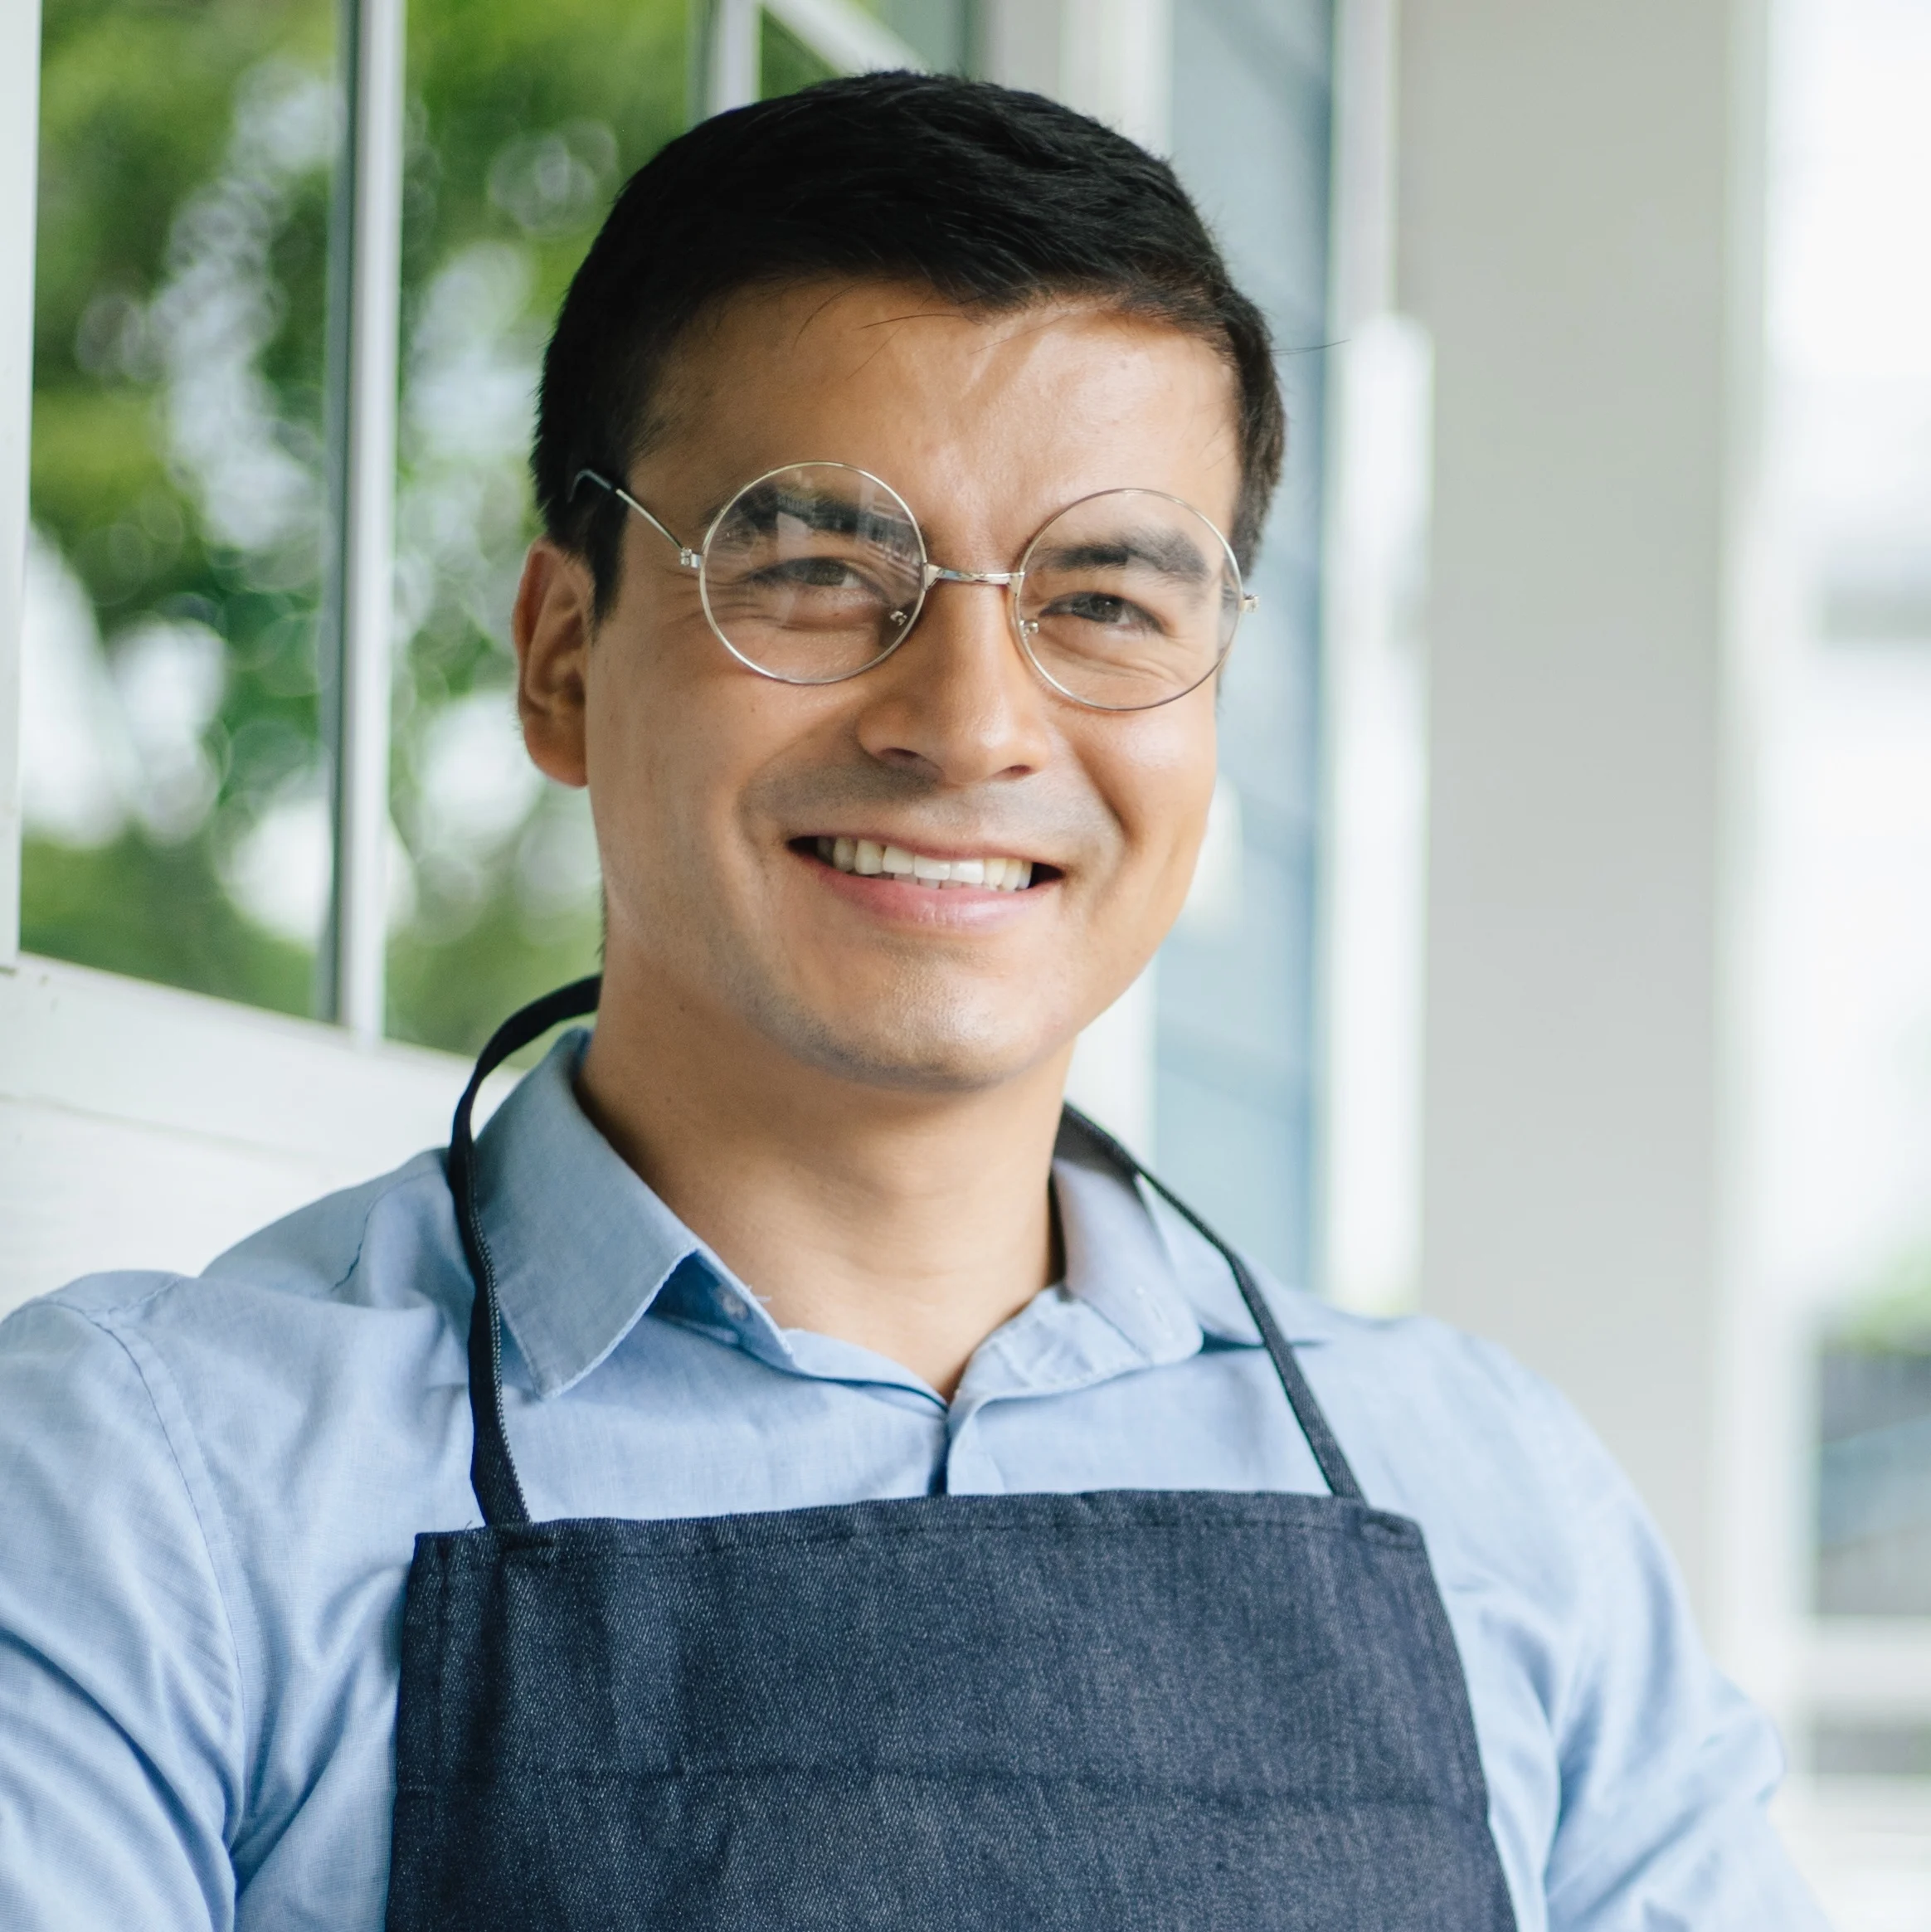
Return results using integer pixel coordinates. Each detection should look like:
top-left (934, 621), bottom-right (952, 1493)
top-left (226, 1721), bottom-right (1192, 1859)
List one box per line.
top-left (385, 979), bottom-right (1519, 1930)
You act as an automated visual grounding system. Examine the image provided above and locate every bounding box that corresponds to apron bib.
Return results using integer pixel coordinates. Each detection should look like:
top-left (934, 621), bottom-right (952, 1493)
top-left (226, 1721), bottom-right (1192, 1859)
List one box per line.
top-left (385, 978), bottom-right (1519, 1930)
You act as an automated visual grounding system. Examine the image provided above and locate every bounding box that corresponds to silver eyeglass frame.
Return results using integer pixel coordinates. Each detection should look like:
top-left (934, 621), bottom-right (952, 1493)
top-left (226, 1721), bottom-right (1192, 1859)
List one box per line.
top-left (571, 460), bottom-right (1257, 713)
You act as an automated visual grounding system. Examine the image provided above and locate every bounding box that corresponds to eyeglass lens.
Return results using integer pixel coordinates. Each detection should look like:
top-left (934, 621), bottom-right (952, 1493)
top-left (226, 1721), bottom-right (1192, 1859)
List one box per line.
top-left (697, 463), bottom-right (1241, 708)
top-left (1014, 491), bottom-right (1240, 709)
top-left (700, 465), bottom-right (925, 684)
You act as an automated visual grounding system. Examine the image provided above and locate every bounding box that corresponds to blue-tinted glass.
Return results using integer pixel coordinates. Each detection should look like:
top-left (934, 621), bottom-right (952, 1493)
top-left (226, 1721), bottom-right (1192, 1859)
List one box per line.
top-left (1162, 0), bottom-right (1333, 1283)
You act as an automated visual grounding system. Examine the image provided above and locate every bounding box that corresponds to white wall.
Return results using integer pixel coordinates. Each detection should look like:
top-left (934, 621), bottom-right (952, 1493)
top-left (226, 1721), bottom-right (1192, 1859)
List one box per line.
top-left (1398, 0), bottom-right (1768, 1620)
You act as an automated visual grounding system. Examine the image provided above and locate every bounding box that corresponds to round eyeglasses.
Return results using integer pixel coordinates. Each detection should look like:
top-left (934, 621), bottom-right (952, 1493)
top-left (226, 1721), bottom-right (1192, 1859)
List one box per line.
top-left (572, 461), bottom-right (1257, 713)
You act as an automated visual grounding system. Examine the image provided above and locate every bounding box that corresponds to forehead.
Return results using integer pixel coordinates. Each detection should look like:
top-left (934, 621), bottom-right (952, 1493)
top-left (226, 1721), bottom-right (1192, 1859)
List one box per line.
top-left (643, 280), bottom-right (1243, 534)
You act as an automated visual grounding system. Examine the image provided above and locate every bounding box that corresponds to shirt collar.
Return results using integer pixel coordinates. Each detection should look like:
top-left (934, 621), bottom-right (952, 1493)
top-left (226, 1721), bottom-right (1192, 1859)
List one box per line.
top-left (471, 1031), bottom-right (723, 1398)
top-left (1049, 1112), bottom-right (1342, 1351)
top-left (1052, 1111), bottom-right (1235, 1357)
top-left (470, 1032), bottom-right (1315, 1401)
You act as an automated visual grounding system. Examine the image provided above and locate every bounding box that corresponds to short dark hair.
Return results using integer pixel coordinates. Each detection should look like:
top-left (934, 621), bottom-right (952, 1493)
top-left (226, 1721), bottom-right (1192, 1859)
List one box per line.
top-left (534, 71), bottom-right (1284, 614)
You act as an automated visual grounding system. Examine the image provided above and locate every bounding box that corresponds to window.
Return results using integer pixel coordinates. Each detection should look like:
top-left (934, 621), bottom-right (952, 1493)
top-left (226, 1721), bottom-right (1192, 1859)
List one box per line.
top-left (1159, 0), bottom-right (1332, 1282)
top-left (3, 0), bottom-right (1331, 1288)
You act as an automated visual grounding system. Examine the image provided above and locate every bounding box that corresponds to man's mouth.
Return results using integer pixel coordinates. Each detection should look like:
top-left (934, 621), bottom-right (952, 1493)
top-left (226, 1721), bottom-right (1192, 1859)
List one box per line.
top-left (800, 835), bottom-right (1043, 892)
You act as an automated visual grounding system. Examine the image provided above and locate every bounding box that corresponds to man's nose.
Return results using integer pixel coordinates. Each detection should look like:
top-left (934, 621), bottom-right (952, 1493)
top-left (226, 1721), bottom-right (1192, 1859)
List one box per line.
top-left (850, 576), bottom-right (1054, 787)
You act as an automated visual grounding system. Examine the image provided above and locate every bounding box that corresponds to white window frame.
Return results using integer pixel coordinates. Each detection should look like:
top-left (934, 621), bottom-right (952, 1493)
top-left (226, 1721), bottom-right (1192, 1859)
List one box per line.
top-left (708, 0), bottom-right (928, 114)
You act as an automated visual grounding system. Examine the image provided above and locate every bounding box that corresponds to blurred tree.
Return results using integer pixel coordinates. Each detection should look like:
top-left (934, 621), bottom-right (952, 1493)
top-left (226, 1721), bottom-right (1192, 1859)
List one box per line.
top-left (27, 0), bottom-right (338, 1015)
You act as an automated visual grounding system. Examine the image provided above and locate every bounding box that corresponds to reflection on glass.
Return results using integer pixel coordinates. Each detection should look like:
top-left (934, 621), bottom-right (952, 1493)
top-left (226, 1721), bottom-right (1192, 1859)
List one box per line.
top-left (25, 0), bottom-right (338, 1012)
top-left (1155, 0), bottom-right (1332, 1281)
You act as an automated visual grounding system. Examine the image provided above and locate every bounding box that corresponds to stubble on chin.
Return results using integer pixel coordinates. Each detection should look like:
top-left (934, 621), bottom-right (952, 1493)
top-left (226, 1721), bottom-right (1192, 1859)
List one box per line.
top-left (714, 935), bottom-right (1065, 1095)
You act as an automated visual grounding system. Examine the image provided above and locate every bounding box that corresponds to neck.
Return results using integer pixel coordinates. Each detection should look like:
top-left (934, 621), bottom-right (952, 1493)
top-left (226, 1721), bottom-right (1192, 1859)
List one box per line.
top-left (575, 959), bottom-right (1072, 1399)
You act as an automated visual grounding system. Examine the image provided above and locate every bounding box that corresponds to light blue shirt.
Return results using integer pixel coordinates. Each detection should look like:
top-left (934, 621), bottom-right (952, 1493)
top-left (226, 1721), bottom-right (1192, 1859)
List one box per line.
top-left (0, 1033), bottom-right (1822, 1930)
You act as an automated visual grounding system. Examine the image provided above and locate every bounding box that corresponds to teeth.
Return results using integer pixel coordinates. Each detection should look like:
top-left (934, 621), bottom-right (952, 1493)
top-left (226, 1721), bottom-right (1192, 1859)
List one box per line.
top-left (816, 840), bottom-right (1035, 891)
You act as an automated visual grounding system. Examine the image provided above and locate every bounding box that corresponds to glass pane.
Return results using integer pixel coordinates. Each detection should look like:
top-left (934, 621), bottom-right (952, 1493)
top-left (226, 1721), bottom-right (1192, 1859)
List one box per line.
top-left (1159, 0), bottom-right (1332, 1282)
top-left (25, 0), bottom-right (338, 1014)
top-left (383, 0), bottom-right (689, 1053)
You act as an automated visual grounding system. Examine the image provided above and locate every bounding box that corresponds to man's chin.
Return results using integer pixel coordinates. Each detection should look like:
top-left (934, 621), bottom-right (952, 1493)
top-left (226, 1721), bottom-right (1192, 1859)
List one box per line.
top-left (754, 985), bottom-right (1071, 1097)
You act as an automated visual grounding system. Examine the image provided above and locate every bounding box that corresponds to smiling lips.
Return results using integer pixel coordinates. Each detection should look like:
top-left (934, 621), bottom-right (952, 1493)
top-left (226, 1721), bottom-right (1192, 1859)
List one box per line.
top-left (811, 835), bottom-right (1036, 892)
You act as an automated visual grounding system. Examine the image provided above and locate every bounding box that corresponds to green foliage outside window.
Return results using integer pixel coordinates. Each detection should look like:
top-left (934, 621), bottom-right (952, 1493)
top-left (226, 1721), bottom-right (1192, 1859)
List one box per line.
top-left (28, 0), bottom-right (338, 1010)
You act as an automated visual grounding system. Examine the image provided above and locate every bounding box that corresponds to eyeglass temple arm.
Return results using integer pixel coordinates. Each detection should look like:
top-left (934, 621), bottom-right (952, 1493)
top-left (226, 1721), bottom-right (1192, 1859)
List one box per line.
top-left (571, 469), bottom-right (702, 572)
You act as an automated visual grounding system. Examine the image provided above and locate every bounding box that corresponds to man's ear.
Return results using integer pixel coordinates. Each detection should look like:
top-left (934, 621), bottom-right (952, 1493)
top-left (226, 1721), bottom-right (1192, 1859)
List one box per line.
top-left (514, 538), bottom-right (596, 789)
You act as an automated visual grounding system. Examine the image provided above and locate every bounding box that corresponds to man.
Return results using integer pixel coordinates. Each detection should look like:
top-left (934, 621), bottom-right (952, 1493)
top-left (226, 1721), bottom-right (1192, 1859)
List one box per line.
top-left (0, 73), bottom-right (1821, 1930)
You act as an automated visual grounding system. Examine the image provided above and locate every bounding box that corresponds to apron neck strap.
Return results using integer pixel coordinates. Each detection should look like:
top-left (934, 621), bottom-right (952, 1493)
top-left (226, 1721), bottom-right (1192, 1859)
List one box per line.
top-left (1060, 1107), bottom-right (1365, 1504)
top-left (449, 975), bottom-right (603, 1528)
top-left (448, 981), bottom-right (1364, 1526)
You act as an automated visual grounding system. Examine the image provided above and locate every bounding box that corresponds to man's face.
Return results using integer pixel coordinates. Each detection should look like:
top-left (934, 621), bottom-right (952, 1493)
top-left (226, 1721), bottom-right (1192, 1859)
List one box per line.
top-left (519, 280), bottom-right (1240, 1093)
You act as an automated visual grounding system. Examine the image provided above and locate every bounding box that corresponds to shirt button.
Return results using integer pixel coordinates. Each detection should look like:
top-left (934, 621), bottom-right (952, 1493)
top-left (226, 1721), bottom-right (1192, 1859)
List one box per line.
top-left (718, 1291), bottom-right (747, 1322)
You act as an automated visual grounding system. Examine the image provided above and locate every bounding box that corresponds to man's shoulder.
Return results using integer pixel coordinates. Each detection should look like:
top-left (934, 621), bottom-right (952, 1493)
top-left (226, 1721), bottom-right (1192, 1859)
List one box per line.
top-left (0, 1146), bottom-right (475, 1599)
top-left (1144, 1181), bottom-right (1559, 1454)
top-left (1252, 1273), bottom-right (1634, 1563)
top-left (1248, 1271), bottom-right (1563, 1438)
top-left (201, 1146), bottom-right (461, 1305)
top-left (12, 1147), bottom-right (466, 1347)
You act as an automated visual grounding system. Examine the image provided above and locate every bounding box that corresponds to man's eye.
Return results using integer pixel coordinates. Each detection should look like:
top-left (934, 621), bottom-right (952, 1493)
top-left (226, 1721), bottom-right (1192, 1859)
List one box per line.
top-left (1052, 591), bottom-right (1156, 630)
top-left (766, 556), bottom-right (873, 591)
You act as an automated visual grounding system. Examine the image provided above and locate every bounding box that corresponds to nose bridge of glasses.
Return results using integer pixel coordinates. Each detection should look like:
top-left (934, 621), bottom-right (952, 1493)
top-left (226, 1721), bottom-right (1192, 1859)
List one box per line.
top-left (922, 562), bottom-right (1020, 589)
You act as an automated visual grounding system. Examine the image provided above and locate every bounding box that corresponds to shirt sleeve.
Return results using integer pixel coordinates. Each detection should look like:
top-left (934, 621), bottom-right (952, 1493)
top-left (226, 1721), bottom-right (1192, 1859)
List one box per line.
top-left (0, 1291), bottom-right (241, 1930)
top-left (1517, 1366), bottom-right (1829, 1932)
